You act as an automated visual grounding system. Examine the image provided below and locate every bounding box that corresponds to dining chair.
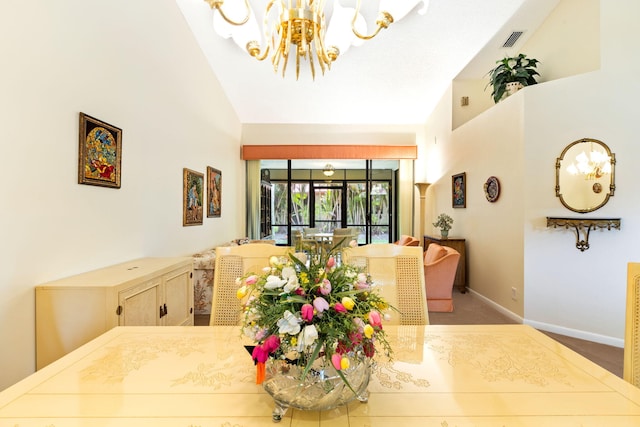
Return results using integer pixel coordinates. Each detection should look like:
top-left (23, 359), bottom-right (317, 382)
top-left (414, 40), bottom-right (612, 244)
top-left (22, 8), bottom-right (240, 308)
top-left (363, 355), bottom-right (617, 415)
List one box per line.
top-left (210, 243), bottom-right (292, 326)
top-left (303, 227), bottom-right (319, 236)
top-left (624, 262), bottom-right (640, 387)
top-left (342, 243), bottom-right (429, 325)
top-left (331, 228), bottom-right (356, 250)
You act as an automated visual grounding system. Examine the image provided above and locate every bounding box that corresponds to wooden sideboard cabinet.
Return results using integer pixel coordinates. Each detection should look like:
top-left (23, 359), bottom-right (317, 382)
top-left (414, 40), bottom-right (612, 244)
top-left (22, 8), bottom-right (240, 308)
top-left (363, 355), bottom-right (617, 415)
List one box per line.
top-left (423, 236), bottom-right (467, 293)
top-left (36, 257), bottom-right (194, 369)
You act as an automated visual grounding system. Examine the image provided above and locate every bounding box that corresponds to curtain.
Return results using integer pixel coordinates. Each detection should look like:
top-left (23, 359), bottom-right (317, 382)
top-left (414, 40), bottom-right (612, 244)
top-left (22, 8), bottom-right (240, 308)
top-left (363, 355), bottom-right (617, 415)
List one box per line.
top-left (246, 160), bottom-right (261, 239)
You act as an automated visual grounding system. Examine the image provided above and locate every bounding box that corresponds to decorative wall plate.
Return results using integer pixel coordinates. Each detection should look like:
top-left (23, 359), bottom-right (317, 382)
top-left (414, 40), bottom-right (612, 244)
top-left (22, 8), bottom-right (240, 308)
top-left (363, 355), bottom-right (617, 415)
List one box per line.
top-left (484, 176), bottom-right (500, 202)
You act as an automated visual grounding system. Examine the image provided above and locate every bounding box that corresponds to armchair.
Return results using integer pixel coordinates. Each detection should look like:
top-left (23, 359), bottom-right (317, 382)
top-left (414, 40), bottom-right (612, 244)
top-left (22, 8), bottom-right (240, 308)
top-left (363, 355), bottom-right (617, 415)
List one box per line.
top-left (395, 234), bottom-right (420, 246)
top-left (424, 243), bottom-right (460, 312)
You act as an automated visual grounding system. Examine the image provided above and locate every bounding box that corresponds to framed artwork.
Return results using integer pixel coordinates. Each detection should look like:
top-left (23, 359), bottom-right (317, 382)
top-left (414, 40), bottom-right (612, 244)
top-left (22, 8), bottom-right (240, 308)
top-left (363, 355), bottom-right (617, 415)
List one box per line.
top-left (452, 172), bottom-right (466, 208)
top-left (183, 168), bottom-right (204, 226)
top-left (78, 113), bottom-right (122, 188)
top-left (207, 166), bottom-right (222, 218)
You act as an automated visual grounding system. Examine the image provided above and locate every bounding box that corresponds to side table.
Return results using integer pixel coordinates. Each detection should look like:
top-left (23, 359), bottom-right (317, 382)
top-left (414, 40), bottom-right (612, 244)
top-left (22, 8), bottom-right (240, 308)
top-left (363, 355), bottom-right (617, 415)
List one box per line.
top-left (423, 236), bottom-right (467, 293)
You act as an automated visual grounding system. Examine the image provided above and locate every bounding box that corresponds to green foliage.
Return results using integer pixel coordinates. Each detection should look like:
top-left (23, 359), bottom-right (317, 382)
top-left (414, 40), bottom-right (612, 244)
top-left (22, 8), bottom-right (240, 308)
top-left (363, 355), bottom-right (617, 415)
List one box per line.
top-left (237, 243), bottom-right (395, 383)
top-left (486, 53), bottom-right (540, 103)
top-left (432, 213), bottom-right (453, 232)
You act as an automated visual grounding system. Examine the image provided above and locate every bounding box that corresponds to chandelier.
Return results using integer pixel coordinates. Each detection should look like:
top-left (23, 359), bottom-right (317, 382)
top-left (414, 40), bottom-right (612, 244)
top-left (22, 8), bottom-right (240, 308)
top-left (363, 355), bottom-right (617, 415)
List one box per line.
top-left (322, 163), bottom-right (335, 176)
top-left (566, 148), bottom-right (612, 180)
top-left (204, 0), bottom-right (427, 80)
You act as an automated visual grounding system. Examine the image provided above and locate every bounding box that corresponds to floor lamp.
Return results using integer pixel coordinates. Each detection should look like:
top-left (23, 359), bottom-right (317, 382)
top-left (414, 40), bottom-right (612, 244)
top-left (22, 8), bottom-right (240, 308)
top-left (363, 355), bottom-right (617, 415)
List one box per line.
top-left (414, 182), bottom-right (431, 247)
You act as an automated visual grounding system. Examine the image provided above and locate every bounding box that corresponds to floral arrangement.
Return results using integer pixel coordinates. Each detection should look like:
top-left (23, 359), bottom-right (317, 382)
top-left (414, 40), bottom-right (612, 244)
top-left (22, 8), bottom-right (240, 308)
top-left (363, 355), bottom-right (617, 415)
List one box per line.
top-left (236, 240), bottom-right (394, 390)
top-left (432, 213), bottom-right (454, 232)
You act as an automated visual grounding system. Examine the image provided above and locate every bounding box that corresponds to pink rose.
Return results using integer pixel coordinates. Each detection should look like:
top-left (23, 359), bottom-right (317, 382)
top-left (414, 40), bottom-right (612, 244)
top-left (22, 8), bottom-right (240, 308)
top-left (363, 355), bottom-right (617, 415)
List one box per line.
top-left (301, 303), bottom-right (314, 322)
top-left (245, 275), bottom-right (258, 285)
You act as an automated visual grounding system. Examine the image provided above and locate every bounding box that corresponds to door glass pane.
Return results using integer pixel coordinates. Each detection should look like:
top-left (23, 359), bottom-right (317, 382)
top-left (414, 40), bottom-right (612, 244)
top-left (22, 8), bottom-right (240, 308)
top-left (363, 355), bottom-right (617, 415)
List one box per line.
top-left (370, 181), bottom-right (390, 243)
top-left (272, 182), bottom-right (289, 244)
top-left (346, 183), bottom-right (366, 244)
top-left (291, 182), bottom-right (310, 226)
top-left (314, 186), bottom-right (341, 233)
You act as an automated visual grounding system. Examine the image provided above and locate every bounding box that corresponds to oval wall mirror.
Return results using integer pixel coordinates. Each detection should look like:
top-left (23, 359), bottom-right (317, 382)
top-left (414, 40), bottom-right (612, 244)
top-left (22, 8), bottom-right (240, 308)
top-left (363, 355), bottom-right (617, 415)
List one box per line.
top-left (555, 138), bottom-right (616, 213)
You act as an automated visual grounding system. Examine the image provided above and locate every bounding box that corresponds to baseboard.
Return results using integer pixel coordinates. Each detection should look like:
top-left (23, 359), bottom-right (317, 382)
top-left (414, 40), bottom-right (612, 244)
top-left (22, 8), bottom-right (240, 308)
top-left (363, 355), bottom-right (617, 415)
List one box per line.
top-left (468, 289), bottom-right (624, 348)
top-left (525, 319), bottom-right (624, 348)
top-left (468, 289), bottom-right (524, 324)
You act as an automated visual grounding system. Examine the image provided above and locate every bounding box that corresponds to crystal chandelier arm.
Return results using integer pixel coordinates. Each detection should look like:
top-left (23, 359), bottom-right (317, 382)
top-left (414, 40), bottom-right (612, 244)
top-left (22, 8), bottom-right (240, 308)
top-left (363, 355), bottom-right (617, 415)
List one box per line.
top-left (205, 0), bottom-right (251, 26)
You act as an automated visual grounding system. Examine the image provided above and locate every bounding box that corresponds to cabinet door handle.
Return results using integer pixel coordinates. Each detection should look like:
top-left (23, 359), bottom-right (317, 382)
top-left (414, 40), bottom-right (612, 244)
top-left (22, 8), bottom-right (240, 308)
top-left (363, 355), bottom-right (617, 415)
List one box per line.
top-left (116, 305), bottom-right (123, 316)
top-left (163, 303), bottom-right (168, 317)
top-left (159, 305), bottom-right (165, 318)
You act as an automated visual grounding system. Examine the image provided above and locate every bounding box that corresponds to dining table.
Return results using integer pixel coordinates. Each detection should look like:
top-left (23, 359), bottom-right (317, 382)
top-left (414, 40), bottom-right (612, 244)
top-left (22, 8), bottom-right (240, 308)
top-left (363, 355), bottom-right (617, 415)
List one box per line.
top-left (1, 324), bottom-right (640, 425)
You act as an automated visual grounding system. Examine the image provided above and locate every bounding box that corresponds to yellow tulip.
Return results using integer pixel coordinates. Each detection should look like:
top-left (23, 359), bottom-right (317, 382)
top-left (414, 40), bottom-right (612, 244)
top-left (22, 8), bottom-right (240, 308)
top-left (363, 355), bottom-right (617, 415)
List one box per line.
top-left (340, 356), bottom-right (350, 370)
top-left (341, 297), bottom-right (355, 311)
top-left (236, 285), bottom-right (248, 299)
top-left (363, 324), bottom-right (374, 339)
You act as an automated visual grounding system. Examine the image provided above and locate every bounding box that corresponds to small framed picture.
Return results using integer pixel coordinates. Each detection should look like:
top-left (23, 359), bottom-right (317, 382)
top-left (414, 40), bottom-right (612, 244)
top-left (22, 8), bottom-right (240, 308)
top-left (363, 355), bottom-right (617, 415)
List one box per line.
top-left (183, 168), bottom-right (204, 226)
top-left (452, 172), bottom-right (466, 208)
top-left (78, 113), bottom-right (122, 188)
top-left (207, 166), bottom-right (221, 218)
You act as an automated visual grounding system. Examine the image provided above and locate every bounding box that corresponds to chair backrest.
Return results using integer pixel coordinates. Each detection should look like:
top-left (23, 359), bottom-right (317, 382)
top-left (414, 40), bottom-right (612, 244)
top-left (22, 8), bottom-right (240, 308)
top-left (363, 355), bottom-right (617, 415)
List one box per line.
top-left (424, 243), bottom-right (459, 266)
top-left (210, 244), bottom-right (292, 326)
top-left (624, 262), bottom-right (640, 386)
top-left (396, 235), bottom-right (419, 246)
top-left (303, 227), bottom-right (319, 236)
top-left (342, 243), bottom-right (429, 326)
top-left (332, 228), bottom-right (356, 249)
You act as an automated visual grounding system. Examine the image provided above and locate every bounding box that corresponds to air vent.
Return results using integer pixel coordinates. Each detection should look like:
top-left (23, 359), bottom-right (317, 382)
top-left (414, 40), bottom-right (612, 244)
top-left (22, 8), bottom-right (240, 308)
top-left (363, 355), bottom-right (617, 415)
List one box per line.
top-left (502, 31), bottom-right (524, 48)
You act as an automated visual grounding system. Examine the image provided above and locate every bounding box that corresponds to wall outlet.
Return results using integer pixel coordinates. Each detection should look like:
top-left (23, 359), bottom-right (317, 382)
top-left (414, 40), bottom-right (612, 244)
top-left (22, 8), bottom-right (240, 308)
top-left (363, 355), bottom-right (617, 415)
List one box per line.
top-left (511, 287), bottom-right (517, 300)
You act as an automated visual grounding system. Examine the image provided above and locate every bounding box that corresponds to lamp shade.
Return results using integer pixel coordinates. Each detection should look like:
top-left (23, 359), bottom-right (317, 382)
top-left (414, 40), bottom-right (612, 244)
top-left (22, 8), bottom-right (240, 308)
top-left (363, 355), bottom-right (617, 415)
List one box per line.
top-left (213, 4), bottom-right (261, 51)
top-left (325, 0), bottom-right (367, 55)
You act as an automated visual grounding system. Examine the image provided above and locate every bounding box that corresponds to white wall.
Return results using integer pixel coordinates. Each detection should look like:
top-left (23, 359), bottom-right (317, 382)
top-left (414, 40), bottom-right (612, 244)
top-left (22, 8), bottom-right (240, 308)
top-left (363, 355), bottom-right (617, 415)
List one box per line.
top-left (421, 0), bottom-right (640, 346)
top-left (0, 0), bottom-right (243, 390)
top-left (452, 0), bottom-right (600, 129)
top-left (423, 84), bottom-right (526, 319)
top-left (523, 0), bottom-right (640, 345)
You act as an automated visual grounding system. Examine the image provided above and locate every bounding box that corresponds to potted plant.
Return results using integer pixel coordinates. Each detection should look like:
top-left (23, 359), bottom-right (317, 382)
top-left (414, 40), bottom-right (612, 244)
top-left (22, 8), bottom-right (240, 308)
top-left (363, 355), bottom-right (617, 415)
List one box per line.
top-left (486, 53), bottom-right (540, 103)
top-left (433, 213), bottom-right (453, 239)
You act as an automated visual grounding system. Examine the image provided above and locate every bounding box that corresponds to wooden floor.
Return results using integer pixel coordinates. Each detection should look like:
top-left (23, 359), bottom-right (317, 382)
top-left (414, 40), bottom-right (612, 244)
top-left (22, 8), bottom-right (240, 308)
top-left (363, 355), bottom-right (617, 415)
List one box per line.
top-left (428, 290), bottom-right (624, 378)
top-left (196, 288), bottom-right (624, 379)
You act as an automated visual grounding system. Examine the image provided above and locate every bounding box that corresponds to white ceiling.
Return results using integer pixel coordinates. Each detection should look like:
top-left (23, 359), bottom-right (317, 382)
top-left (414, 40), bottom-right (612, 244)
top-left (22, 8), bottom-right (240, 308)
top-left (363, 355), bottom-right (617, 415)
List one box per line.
top-left (175, 0), bottom-right (559, 125)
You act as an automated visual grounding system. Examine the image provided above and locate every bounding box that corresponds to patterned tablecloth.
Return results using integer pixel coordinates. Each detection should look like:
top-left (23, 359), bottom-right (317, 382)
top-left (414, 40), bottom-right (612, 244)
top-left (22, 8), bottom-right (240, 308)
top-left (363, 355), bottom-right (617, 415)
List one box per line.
top-left (2, 325), bottom-right (639, 426)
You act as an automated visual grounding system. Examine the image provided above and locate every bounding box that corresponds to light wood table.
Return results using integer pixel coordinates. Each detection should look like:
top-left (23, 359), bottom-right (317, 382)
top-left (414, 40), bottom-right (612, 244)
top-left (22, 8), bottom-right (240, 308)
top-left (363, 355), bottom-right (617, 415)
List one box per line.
top-left (2, 325), bottom-right (640, 425)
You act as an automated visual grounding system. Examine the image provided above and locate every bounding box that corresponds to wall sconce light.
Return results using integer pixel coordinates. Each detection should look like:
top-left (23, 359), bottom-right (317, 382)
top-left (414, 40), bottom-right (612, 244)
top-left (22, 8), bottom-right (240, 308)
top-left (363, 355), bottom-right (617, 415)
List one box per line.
top-left (323, 164), bottom-right (335, 177)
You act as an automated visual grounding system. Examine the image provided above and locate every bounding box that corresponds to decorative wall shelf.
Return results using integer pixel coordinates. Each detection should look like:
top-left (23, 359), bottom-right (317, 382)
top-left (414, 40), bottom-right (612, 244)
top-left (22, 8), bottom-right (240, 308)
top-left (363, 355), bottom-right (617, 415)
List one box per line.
top-left (546, 217), bottom-right (621, 252)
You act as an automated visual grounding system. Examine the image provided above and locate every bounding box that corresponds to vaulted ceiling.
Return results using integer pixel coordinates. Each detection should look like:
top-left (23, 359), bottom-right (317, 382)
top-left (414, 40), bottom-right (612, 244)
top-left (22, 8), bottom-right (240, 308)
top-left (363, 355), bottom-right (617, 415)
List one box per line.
top-left (176, 0), bottom-right (559, 125)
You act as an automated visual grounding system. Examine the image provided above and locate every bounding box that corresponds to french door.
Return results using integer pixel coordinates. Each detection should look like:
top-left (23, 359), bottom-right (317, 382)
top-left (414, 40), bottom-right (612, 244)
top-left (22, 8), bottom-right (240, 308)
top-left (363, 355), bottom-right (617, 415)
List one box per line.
top-left (269, 166), bottom-right (392, 245)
